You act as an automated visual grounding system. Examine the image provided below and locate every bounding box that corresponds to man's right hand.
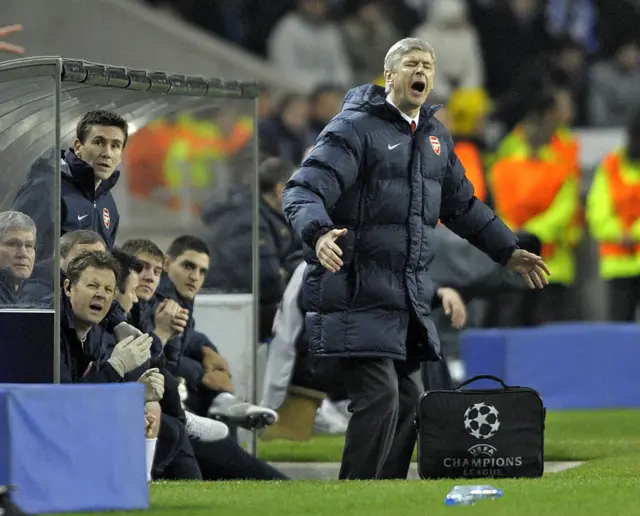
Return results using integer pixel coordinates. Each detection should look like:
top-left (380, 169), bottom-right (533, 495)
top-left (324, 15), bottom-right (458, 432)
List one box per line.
top-left (316, 228), bottom-right (347, 272)
top-left (138, 368), bottom-right (165, 402)
top-left (171, 308), bottom-right (189, 335)
top-left (107, 334), bottom-right (153, 377)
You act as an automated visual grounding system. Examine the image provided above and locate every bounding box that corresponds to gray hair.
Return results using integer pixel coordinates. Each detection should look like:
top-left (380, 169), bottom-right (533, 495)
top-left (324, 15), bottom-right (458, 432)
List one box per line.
top-left (384, 37), bottom-right (436, 72)
top-left (0, 211), bottom-right (36, 240)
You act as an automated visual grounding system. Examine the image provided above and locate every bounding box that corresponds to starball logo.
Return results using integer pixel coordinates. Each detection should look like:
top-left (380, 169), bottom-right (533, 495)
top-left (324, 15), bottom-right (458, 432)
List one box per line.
top-left (442, 403), bottom-right (523, 477)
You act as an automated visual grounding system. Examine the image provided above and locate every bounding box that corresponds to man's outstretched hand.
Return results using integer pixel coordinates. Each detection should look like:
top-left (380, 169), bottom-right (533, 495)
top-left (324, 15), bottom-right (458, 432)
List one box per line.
top-left (506, 249), bottom-right (551, 289)
top-left (0, 25), bottom-right (24, 56)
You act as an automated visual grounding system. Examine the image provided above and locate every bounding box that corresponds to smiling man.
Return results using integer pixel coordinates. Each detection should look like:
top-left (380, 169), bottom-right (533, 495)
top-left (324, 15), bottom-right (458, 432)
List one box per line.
top-left (0, 211), bottom-right (36, 305)
top-left (14, 110), bottom-right (128, 262)
top-left (282, 37), bottom-right (552, 480)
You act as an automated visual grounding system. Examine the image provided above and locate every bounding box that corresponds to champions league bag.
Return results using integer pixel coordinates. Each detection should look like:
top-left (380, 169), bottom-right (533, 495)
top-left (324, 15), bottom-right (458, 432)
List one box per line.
top-left (415, 375), bottom-right (545, 479)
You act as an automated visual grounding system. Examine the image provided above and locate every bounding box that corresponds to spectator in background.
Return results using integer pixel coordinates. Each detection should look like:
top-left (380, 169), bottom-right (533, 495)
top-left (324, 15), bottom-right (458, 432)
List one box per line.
top-left (201, 157), bottom-right (302, 341)
top-left (489, 89), bottom-right (581, 326)
top-left (587, 108), bottom-right (640, 322)
top-left (412, 0), bottom-right (484, 101)
top-left (268, 0), bottom-right (353, 91)
top-left (546, 0), bottom-right (598, 54)
top-left (0, 211), bottom-right (36, 306)
top-left (257, 84), bottom-right (274, 119)
top-left (493, 37), bottom-right (587, 132)
top-left (445, 89), bottom-right (493, 206)
top-left (259, 94), bottom-right (312, 165)
top-left (589, 38), bottom-right (640, 127)
top-left (307, 85), bottom-right (345, 141)
top-left (0, 24), bottom-right (24, 55)
top-left (471, 0), bottom-right (551, 98)
top-left (13, 110), bottom-right (127, 262)
top-left (341, 1), bottom-right (401, 86)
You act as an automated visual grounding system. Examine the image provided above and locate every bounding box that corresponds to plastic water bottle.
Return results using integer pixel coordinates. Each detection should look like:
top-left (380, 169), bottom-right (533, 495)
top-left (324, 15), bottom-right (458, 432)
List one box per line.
top-left (445, 485), bottom-right (503, 506)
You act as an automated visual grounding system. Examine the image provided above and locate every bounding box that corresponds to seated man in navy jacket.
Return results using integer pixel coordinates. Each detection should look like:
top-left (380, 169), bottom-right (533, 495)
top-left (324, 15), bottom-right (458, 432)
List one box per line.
top-left (156, 235), bottom-right (278, 429)
top-left (115, 240), bottom-right (289, 481)
top-left (107, 246), bottom-right (229, 443)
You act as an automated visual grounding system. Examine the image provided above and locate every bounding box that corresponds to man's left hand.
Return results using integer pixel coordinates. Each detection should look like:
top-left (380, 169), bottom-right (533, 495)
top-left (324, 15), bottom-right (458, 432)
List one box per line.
top-left (506, 249), bottom-right (551, 289)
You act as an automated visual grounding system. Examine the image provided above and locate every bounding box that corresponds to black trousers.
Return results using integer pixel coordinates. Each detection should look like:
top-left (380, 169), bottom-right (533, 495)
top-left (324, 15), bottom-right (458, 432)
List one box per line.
top-left (607, 277), bottom-right (640, 322)
top-left (155, 416), bottom-right (286, 481)
top-left (154, 414), bottom-right (202, 480)
top-left (160, 366), bottom-right (187, 424)
top-left (337, 357), bottom-right (420, 480)
top-left (190, 437), bottom-right (289, 480)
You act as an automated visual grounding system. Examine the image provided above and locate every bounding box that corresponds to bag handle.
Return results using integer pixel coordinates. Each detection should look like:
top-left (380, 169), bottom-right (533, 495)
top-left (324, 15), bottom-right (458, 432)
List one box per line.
top-left (455, 374), bottom-right (513, 390)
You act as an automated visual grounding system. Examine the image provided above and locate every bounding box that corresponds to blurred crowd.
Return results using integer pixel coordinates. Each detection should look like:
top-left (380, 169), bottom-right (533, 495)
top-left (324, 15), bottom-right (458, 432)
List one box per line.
top-left (142, 0), bottom-right (640, 130)
top-left (118, 0), bottom-right (640, 344)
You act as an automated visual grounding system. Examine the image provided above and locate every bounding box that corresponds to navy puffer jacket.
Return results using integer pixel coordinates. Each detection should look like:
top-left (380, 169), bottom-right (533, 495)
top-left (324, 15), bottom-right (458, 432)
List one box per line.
top-left (282, 85), bottom-right (518, 362)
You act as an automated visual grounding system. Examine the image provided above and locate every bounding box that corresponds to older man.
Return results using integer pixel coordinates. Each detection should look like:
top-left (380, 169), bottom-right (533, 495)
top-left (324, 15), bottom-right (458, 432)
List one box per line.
top-left (0, 211), bottom-right (36, 306)
top-left (282, 37), bottom-right (551, 480)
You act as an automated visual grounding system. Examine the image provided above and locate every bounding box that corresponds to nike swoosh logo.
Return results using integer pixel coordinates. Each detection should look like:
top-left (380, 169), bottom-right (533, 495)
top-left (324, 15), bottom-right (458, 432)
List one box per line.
top-left (77, 214), bottom-right (89, 221)
top-left (388, 143), bottom-right (401, 150)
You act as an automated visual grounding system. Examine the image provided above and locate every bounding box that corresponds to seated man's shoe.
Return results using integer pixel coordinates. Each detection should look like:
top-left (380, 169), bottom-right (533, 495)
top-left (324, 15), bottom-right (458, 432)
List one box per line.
top-left (208, 393), bottom-right (278, 430)
top-left (184, 411), bottom-right (229, 442)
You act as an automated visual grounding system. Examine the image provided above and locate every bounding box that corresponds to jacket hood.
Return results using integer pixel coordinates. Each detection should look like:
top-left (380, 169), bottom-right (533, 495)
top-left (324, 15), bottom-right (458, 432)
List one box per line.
top-left (62, 149), bottom-right (121, 198)
top-left (342, 84), bottom-right (441, 125)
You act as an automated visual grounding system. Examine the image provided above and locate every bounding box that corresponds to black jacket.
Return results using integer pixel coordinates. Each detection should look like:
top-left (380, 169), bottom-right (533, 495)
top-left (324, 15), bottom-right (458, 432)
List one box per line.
top-left (59, 292), bottom-right (122, 384)
top-left (201, 185), bottom-right (303, 340)
top-left (283, 84), bottom-right (518, 362)
top-left (258, 116), bottom-right (312, 166)
top-left (18, 257), bottom-right (56, 308)
top-left (0, 268), bottom-right (18, 307)
top-left (13, 149), bottom-right (120, 262)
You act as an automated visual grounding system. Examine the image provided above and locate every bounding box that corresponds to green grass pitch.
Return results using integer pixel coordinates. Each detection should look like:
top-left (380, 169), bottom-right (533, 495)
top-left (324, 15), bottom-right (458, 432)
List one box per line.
top-left (54, 409), bottom-right (640, 516)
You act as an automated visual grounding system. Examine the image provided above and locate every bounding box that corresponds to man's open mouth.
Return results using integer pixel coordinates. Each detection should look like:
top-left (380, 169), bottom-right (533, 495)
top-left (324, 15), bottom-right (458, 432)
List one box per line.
top-left (411, 80), bottom-right (426, 93)
top-left (89, 303), bottom-right (104, 313)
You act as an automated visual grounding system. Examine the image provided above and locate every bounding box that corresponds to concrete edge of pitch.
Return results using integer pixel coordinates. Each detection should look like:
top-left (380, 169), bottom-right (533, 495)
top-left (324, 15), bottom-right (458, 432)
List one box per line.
top-left (269, 461), bottom-right (586, 480)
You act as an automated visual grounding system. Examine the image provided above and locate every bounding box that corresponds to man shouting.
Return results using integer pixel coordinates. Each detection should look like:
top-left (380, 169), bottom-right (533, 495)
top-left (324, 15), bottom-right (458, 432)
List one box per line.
top-left (282, 37), bottom-right (550, 480)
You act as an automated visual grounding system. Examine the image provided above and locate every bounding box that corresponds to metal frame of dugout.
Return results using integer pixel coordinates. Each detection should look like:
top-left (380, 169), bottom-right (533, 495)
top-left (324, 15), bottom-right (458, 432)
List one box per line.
top-left (0, 56), bottom-right (261, 450)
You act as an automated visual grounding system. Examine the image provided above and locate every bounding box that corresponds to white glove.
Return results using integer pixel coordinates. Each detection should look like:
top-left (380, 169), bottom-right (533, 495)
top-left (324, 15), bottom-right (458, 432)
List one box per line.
top-left (114, 322), bottom-right (143, 342)
top-left (107, 334), bottom-right (152, 377)
top-left (138, 368), bottom-right (165, 402)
